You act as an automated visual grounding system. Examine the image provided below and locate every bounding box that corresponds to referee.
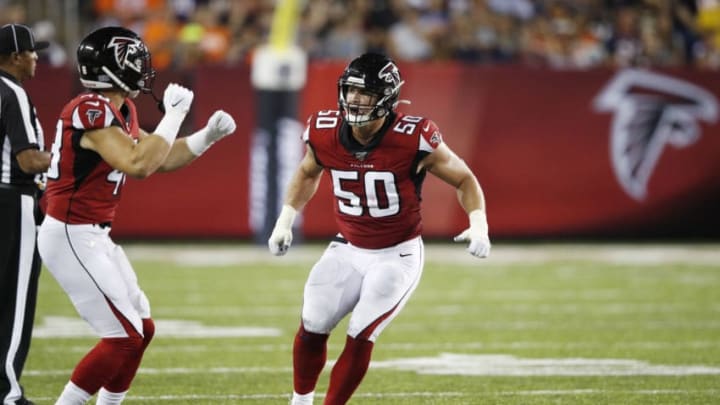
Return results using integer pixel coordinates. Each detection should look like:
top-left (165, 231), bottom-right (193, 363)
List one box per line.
top-left (0, 24), bottom-right (49, 405)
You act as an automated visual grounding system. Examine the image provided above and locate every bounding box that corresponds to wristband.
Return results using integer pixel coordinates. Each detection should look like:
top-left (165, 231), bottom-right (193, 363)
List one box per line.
top-left (185, 127), bottom-right (212, 156)
top-left (153, 110), bottom-right (185, 146)
top-left (468, 209), bottom-right (489, 236)
top-left (276, 204), bottom-right (297, 231)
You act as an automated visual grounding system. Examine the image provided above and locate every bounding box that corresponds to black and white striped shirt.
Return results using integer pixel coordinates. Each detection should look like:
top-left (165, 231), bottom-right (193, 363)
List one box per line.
top-left (0, 69), bottom-right (44, 187)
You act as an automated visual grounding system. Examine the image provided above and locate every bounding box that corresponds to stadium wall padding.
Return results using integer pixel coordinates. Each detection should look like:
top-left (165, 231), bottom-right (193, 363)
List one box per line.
top-left (29, 64), bottom-right (720, 239)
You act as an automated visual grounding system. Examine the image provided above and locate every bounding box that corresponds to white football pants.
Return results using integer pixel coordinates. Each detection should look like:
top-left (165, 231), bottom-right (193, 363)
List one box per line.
top-left (301, 235), bottom-right (424, 342)
top-left (37, 216), bottom-right (150, 338)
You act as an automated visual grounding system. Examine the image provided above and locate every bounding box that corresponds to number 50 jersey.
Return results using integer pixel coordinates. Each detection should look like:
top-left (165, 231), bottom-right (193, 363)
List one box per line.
top-left (44, 93), bottom-right (140, 225)
top-left (305, 110), bottom-right (443, 249)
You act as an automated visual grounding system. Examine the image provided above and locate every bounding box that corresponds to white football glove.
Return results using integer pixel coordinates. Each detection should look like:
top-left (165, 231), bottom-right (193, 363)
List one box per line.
top-left (162, 83), bottom-right (194, 114)
top-left (205, 110), bottom-right (237, 142)
top-left (185, 110), bottom-right (237, 156)
top-left (154, 83), bottom-right (194, 145)
top-left (268, 205), bottom-right (297, 256)
top-left (453, 209), bottom-right (491, 258)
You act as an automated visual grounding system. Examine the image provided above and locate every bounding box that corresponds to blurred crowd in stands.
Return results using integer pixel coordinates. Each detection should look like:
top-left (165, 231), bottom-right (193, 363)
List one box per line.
top-left (2, 0), bottom-right (719, 70)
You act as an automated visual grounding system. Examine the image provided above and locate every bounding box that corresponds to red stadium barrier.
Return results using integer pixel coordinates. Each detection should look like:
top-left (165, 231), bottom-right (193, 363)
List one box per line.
top-left (27, 64), bottom-right (720, 239)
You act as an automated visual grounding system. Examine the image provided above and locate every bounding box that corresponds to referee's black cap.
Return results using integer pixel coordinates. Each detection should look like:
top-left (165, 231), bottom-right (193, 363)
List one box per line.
top-left (0, 24), bottom-right (49, 55)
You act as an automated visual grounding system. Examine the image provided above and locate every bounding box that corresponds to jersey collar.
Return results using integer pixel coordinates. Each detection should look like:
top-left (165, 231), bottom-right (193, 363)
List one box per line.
top-left (339, 112), bottom-right (396, 155)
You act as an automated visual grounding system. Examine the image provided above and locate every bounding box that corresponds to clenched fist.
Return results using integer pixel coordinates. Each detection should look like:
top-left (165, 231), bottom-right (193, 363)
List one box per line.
top-left (185, 110), bottom-right (237, 156)
top-left (205, 110), bottom-right (237, 142)
top-left (163, 83), bottom-right (194, 114)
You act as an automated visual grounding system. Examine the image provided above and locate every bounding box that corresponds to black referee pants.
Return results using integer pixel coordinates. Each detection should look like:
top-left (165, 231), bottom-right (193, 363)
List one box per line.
top-left (0, 187), bottom-right (41, 404)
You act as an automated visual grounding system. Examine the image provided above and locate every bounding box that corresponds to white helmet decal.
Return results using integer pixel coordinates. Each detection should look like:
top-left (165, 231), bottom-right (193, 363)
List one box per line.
top-left (108, 36), bottom-right (143, 73)
top-left (378, 62), bottom-right (401, 89)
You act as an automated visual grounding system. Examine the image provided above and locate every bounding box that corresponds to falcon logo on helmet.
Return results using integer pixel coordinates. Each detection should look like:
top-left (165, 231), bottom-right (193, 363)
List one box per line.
top-left (594, 69), bottom-right (718, 201)
top-left (378, 62), bottom-right (401, 90)
top-left (107, 36), bottom-right (144, 74)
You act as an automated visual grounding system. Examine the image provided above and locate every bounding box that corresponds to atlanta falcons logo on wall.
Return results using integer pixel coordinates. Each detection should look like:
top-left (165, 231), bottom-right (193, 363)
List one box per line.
top-left (593, 69), bottom-right (718, 201)
top-left (107, 36), bottom-right (144, 73)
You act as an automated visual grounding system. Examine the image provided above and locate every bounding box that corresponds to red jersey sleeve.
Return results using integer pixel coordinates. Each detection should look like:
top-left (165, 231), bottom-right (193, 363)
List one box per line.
top-left (71, 97), bottom-right (115, 130)
top-left (418, 118), bottom-right (443, 152)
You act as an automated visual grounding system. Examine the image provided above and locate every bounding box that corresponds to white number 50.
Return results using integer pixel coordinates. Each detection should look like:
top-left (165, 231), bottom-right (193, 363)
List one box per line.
top-left (331, 170), bottom-right (399, 218)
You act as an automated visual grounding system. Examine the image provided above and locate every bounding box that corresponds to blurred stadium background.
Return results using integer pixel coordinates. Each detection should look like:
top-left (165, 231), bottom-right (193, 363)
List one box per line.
top-left (4, 0), bottom-right (719, 403)
top-left (6, 0), bottom-right (720, 70)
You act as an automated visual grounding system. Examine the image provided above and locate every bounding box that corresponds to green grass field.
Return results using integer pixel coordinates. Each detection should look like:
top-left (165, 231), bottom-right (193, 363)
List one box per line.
top-left (23, 243), bottom-right (720, 404)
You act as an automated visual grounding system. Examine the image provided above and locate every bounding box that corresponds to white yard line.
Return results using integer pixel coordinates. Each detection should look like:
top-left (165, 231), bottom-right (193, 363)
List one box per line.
top-left (24, 353), bottom-right (720, 377)
top-left (33, 316), bottom-right (281, 338)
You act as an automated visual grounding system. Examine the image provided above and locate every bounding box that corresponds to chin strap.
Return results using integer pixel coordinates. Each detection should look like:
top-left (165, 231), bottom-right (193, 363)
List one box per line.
top-left (150, 90), bottom-right (165, 113)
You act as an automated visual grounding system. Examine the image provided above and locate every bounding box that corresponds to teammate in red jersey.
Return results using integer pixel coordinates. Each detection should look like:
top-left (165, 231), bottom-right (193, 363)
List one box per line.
top-left (268, 53), bottom-right (491, 405)
top-left (37, 26), bottom-right (236, 405)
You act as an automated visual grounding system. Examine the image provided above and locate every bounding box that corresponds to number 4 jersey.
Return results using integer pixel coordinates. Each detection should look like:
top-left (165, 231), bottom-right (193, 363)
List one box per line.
top-left (305, 110), bottom-right (443, 249)
top-left (44, 93), bottom-right (139, 224)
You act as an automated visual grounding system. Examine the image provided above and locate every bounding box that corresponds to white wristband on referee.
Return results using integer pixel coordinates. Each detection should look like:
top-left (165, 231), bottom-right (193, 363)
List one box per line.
top-left (152, 110), bottom-right (186, 146)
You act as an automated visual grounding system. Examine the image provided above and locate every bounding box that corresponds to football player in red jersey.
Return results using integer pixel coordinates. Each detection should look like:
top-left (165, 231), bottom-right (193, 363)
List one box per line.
top-left (36, 27), bottom-right (236, 405)
top-left (268, 53), bottom-right (491, 405)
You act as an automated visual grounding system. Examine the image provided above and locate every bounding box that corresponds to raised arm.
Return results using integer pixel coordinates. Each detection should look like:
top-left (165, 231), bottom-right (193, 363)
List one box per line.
top-left (80, 125), bottom-right (171, 179)
top-left (158, 110), bottom-right (236, 171)
top-left (80, 83), bottom-right (194, 178)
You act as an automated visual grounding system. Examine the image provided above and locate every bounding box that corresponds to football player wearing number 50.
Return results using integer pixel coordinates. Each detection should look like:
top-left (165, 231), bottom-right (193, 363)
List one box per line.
top-left (37, 26), bottom-right (236, 405)
top-left (268, 53), bottom-right (491, 405)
